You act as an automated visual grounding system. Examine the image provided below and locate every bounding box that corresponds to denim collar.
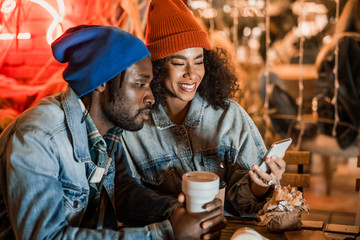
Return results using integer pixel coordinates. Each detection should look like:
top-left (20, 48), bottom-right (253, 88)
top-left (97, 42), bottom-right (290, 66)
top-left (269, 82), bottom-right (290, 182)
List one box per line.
top-left (151, 93), bottom-right (205, 129)
top-left (61, 87), bottom-right (91, 163)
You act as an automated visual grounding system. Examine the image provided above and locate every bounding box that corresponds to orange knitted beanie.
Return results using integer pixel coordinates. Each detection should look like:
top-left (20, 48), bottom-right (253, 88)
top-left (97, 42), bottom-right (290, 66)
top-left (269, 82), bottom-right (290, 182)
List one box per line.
top-left (145, 0), bottom-right (211, 61)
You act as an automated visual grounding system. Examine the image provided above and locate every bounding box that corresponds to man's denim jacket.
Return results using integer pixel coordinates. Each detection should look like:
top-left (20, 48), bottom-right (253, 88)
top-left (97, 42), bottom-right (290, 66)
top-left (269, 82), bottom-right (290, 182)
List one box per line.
top-left (0, 87), bottom-right (173, 239)
top-left (120, 93), bottom-right (273, 220)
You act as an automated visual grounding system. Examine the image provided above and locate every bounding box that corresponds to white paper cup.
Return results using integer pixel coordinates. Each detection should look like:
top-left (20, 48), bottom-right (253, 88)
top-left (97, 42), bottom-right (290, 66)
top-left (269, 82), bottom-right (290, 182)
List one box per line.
top-left (216, 179), bottom-right (226, 207)
top-left (182, 171), bottom-right (219, 214)
top-left (230, 227), bottom-right (265, 240)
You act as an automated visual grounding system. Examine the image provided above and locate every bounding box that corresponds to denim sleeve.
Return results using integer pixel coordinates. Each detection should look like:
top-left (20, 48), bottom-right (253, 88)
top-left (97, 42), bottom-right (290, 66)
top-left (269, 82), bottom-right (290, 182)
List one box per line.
top-left (115, 146), bottom-right (180, 226)
top-left (0, 128), bottom-right (174, 240)
top-left (224, 167), bottom-right (274, 216)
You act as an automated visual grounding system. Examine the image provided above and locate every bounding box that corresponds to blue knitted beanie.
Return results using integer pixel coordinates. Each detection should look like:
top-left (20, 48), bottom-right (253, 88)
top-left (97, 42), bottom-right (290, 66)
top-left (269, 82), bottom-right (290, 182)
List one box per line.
top-left (51, 25), bottom-right (150, 97)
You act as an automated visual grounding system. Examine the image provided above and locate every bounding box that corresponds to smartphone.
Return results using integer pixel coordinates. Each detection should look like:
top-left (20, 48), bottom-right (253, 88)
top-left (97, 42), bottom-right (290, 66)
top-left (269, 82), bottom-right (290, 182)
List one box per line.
top-left (259, 138), bottom-right (292, 173)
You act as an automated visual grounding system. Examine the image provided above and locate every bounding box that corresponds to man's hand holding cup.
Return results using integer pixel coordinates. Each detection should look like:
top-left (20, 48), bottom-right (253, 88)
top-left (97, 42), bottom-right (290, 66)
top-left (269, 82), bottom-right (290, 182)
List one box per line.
top-left (170, 171), bottom-right (227, 240)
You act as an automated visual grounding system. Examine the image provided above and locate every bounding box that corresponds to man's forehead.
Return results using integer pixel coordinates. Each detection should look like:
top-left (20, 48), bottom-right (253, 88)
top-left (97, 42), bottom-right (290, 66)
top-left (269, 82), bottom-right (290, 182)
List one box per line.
top-left (120, 66), bottom-right (152, 84)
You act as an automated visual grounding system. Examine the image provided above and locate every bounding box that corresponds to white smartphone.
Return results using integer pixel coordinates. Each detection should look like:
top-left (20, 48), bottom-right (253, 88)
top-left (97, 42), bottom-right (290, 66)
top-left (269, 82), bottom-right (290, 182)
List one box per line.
top-left (259, 138), bottom-right (292, 173)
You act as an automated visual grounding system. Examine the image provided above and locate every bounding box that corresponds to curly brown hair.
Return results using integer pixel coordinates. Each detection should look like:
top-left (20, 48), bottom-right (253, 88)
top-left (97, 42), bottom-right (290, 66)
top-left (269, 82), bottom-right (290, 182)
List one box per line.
top-left (151, 47), bottom-right (239, 110)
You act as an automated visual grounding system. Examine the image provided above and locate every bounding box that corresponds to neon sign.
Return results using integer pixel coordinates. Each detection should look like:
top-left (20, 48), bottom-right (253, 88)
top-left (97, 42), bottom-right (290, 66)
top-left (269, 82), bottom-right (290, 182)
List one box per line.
top-left (0, 0), bottom-right (65, 44)
top-left (1, 0), bottom-right (16, 14)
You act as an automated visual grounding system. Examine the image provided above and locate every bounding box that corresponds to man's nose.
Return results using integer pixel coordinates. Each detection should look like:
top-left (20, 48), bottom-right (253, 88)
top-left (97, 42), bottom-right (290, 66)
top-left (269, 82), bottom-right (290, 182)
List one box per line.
top-left (145, 90), bottom-right (155, 107)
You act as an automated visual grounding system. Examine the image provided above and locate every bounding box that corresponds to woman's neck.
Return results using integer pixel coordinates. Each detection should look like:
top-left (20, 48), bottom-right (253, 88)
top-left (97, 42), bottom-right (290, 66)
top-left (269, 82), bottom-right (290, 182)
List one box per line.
top-left (163, 97), bottom-right (191, 125)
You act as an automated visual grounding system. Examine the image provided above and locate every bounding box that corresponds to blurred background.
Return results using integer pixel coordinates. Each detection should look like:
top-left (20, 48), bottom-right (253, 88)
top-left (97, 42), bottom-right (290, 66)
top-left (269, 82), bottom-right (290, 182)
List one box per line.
top-left (0, 0), bottom-right (359, 225)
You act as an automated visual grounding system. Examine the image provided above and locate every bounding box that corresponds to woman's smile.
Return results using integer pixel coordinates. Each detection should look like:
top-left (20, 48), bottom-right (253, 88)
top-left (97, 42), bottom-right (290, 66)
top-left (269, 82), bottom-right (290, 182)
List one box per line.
top-left (178, 82), bottom-right (197, 92)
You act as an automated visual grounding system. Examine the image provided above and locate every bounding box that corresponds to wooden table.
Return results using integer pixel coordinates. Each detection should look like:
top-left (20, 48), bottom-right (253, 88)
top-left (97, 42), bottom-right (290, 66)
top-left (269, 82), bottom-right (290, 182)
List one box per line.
top-left (220, 216), bottom-right (360, 240)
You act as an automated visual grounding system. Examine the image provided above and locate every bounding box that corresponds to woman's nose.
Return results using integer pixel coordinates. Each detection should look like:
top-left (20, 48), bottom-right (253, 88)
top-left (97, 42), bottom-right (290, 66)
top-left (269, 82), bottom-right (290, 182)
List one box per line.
top-left (184, 65), bottom-right (196, 80)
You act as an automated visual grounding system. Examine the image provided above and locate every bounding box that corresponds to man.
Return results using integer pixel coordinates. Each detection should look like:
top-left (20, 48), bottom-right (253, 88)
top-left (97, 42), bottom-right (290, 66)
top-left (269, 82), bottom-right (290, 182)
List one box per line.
top-left (0, 25), bottom-right (225, 239)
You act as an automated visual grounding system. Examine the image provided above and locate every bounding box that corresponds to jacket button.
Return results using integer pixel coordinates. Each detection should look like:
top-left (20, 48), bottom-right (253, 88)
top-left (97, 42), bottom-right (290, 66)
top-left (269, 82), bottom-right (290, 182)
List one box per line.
top-left (220, 162), bottom-right (224, 168)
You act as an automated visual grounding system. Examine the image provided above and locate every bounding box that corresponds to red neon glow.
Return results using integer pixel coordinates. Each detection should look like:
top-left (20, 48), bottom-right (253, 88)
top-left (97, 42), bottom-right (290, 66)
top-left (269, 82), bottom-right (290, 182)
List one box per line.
top-left (30, 0), bottom-right (65, 44)
top-left (0, 0), bottom-right (65, 44)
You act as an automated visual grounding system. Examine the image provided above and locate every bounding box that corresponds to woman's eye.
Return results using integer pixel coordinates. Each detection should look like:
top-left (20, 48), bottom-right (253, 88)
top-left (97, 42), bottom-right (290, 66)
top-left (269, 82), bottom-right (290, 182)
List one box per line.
top-left (195, 61), bottom-right (203, 65)
top-left (171, 62), bottom-right (184, 66)
top-left (136, 83), bottom-right (145, 87)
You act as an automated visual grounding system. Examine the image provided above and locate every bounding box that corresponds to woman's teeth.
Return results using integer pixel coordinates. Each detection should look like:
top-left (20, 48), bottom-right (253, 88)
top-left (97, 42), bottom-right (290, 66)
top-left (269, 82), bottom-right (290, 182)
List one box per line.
top-left (179, 83), bottom-right (195, 89)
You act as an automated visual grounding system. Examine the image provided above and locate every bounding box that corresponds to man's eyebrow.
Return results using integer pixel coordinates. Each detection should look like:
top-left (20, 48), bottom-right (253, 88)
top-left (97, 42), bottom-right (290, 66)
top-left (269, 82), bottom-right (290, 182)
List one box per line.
top-left (169, 54), bottom-right (203, 60)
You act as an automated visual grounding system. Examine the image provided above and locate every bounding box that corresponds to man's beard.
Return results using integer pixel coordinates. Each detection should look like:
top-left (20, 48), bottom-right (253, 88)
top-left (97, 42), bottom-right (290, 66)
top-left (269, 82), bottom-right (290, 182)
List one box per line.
top-left (101, 88), bottom-right (152, 131)
top-left (104, 100), bottom-right (150, 131)
top-left (116, 108), bottom-right (149, 131)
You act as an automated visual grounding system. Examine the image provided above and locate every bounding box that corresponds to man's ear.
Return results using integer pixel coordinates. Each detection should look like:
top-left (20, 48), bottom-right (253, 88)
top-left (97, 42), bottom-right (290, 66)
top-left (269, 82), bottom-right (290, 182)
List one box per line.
top-left (95, 83), bottom-right (106, 93)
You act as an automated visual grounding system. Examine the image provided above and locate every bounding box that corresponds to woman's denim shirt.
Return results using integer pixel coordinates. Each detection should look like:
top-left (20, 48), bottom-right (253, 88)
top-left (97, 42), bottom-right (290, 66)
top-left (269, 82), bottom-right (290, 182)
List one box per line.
top-left (0, 87), bottom-right (173, 240)
top-left (121, 93), bottom-right (271, 216)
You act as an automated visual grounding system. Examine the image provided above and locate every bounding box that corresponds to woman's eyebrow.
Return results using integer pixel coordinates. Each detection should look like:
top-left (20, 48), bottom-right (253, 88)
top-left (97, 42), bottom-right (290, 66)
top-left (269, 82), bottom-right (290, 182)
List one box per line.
top-left (169, 55), bottom-right (186, 60)
top-left (169, 54), bottom-right (203, 60)
top-left (194, 54), bottom-right (203, 60)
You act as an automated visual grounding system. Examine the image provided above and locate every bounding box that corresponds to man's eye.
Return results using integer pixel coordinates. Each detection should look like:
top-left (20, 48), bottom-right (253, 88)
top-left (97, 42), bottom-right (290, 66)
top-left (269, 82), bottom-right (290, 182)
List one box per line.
top-left (195, 61), bottom-right (203, 65)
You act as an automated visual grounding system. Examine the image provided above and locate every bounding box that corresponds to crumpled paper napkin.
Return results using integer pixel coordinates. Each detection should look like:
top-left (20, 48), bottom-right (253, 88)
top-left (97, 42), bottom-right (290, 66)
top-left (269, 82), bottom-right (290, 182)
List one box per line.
top-left (257, 185), bottom-right (310, 232)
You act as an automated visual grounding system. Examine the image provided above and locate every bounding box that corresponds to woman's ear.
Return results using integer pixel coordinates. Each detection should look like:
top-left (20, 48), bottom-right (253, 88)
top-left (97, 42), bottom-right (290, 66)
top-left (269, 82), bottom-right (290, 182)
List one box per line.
top-left (95, 83), bottom-right (106, 93)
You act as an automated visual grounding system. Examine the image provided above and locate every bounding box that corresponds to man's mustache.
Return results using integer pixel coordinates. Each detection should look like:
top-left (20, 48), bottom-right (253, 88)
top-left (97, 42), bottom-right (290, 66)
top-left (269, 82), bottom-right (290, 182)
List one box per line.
top-left (135, 105), bottom-right (153, 117)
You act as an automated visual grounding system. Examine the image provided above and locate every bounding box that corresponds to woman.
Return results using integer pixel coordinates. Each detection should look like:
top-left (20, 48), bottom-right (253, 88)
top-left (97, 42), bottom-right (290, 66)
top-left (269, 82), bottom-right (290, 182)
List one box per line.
top-left (119, 0), bottom-right (286, 222)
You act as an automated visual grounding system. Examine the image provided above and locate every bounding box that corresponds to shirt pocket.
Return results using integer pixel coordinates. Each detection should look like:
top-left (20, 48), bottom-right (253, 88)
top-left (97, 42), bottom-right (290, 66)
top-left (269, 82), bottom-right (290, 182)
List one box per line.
top-left (61, 181), bottom-right (89, 222)
top-left (202, 150), bottom-right (226, 180)
top-left (138, 157), bottom-right (181, 196)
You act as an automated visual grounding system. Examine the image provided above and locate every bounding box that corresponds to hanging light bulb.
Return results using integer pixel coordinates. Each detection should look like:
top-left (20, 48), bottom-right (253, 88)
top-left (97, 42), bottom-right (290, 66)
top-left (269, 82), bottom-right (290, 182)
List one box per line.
top-left (223, 4), bottom-right (231, 14)
top-left (201, 7), bottom-right (217, 19)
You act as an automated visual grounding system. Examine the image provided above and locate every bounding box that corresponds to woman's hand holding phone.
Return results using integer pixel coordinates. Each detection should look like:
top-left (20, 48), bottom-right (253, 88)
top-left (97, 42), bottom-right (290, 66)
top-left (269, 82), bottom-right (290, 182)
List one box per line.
top-left (249, 138), bottom-right (291, 193)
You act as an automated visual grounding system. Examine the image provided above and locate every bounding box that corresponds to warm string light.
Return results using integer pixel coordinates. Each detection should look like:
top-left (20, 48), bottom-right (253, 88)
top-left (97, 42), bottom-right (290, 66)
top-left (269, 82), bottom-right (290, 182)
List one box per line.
top-left (331, 0), bottom-right (340, 137)
top-left (295, 0), bottom-right (305, 150)
top-left (264, 0), bottom-right (271, 140)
